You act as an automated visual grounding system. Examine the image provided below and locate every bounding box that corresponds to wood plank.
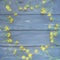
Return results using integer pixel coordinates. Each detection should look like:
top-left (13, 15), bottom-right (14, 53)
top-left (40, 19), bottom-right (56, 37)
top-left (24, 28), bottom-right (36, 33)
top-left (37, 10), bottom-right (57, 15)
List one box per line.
top-left (0, 0), bottom-right (59, 14)
top-left (0, 47), bottom-right (60, 59)
top-left (0, 31), bottom-right (60, 45)
top-left (0, 15), bottom-right (60, 30)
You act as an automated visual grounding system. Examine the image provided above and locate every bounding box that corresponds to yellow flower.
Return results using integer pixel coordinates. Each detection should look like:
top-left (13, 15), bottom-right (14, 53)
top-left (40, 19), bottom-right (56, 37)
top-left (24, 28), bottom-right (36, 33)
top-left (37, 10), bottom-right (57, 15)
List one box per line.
top-left (28, 53), bottom-right (32, 58)
top-left (45, 45), bottom-right (48, 48)
top-left (4, 26), bottom-right (10, 31)
top-left (25, 4), bottom-right (29, 8)
top-left (23, 6), bottom-right (27, 11)
top-left (7, 32), bottom-right (11, 38)
top-left (55, 24), bottom-right (59, 27)
top-left (50, 17), bottom-right (54, 21)
top-left (26, 49), bottom-right (30, 53)
top-left (14, 12), bottom-right (18, 16)
top-left (50, 36), bottom-right (53, 40)
top-left (7, 38), bottom-right (13, 43)
top-left (50, 32), bottom-right (53, 36)
top-left (35, 5), bottom-right (39, 9)
top-left (15, 41), bottom-right (19, 44)
top-left (50, 39), bottom-right (54, 43)
top-left (22, 48), bottom-right (26, 51)
top-left (22, 56), bottom-right (26, 59)
top-left (54, 27), bottom-right (58, 30)
top-left (34, 49), bottom-right (38, 53)
top-left (6, 5), bottom-right (12, 11)
top-left (47, 13), bottom-right (52, 17)
top-left (53, 32), bottom-right (58, 37)
top-left (8, 16), bottom-right (11, 18)
top-left (40, 46), bottom-right (46, 51)
top-left (8, 16), bottom-right (14, 23)
top-left (19, 46), bottom-right (24, 50)
top-left (30, 6), bottom-right (34, 10)
top-left (48, 24), bottom-right (52, 29)
top-left (42, 0), bottom-right (47, 4)
top-left (18, 6), bottom-right (23, 11)
top-left (41, 8), bottom-right (47, 14)
top-left (13, 49), bottom-right (17, 55)
top-left (26, 57), bottom-right (29, 60)
top-left (9, 18), bottom-right (14, 23)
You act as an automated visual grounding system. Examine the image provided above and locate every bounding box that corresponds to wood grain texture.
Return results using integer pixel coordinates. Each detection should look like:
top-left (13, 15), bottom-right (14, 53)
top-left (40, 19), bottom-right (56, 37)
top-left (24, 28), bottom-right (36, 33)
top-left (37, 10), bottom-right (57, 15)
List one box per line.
top-left (0, 0), bottom-right (60, 60)
top-left (0, 15), bottom-right (60, 30)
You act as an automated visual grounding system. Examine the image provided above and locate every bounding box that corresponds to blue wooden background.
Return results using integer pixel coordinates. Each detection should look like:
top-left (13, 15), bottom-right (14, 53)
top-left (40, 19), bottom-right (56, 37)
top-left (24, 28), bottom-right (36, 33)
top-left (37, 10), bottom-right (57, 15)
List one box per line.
top-left (0, 0), bottom-right (60, 60)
